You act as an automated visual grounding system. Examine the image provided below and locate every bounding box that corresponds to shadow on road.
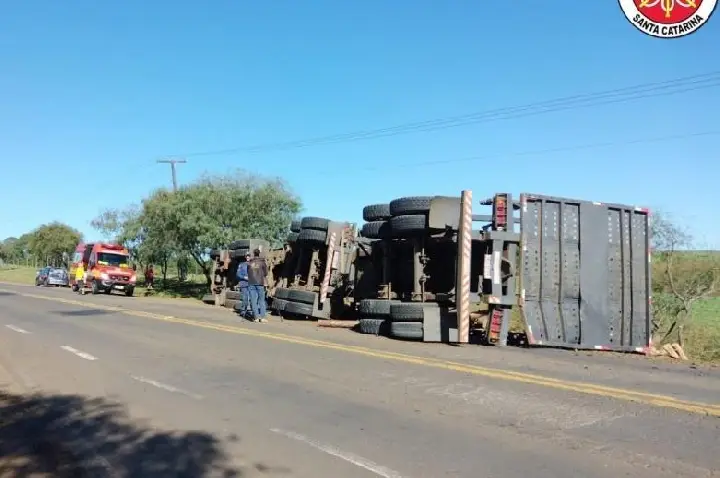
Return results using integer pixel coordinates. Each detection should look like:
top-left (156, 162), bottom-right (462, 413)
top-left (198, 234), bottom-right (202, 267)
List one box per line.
top-left (0, 390), bottom-right (244, 477)
top-left (53, 309), bottom-right (115, 317)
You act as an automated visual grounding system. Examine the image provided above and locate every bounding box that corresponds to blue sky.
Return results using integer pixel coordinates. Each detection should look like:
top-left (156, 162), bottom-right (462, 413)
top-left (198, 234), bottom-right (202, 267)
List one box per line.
top-left (0, 1), bottom-right (718, 246)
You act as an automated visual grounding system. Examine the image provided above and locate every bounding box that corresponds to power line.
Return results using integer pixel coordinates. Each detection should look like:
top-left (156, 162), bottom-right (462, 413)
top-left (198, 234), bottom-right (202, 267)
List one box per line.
top-left (169, 71), bottom-right (720, 158)
top-left (156, 158), bottom-right (187, 191)
top-left (351, 130), bottom-right (720, 172)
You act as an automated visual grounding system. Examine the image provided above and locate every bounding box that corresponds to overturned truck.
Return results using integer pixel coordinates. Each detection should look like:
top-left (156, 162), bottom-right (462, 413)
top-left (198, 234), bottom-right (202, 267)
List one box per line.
top-left (205, 239), bottom-right (287, 310)
top-left (353, 192), bottom-right (652, 352)
top-left (270, 216), bottom-right (368, 320)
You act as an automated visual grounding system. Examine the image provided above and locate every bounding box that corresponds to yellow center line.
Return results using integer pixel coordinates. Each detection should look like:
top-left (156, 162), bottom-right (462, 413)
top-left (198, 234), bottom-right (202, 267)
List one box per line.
top-left (5, 289), bottom-right (720, 417)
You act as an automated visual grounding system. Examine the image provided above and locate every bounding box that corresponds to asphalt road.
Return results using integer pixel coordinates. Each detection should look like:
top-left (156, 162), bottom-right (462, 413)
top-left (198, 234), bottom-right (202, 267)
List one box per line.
top-left (0, 284), bottom-right (718, 477)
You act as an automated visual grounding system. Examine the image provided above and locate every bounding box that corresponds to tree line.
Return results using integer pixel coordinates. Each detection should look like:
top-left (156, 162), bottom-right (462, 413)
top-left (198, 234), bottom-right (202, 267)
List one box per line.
top-left (0, 222), bottom-right (83, 268)
top-left (1, 170), bottom-right (302, 286)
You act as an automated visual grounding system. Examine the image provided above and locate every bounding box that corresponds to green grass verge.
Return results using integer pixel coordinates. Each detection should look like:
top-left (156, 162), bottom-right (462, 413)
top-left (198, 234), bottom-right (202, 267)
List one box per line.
top-left (0, 265), bottom-right (208, 301)
top-left (0, 265), bottom-right (39, 285)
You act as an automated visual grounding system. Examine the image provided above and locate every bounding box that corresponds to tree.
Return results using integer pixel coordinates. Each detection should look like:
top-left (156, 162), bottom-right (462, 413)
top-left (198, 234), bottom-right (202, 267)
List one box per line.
top-left (650, 212), bottom-right (719, 349)
top-left (27, 223), bottom-right (83, 268)
top-left (139, 170), bottom-right (301, 285)
top-left (91, 205), bottom-right (145, 267)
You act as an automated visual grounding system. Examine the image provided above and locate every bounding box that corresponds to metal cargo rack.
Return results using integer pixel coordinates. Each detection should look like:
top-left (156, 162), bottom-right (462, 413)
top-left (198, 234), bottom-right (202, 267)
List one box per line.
top-left (440, 192), bottom-right (652, 352)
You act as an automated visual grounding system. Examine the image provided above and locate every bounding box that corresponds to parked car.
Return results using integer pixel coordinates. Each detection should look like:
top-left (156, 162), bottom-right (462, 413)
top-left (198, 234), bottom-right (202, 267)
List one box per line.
top-left (35, 267), bottom-right (69, 287)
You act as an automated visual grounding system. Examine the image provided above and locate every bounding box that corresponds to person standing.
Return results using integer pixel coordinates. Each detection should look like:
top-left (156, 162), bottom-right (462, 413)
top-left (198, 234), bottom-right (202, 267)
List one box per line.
top-left (246, 248), bottom-right (268, 322)
top-left (145, 265), bottom-right (155, 289)
top-left (235, 254), bottom-right (250, 317)
top-left (74, 262), bottom-right (85, 294)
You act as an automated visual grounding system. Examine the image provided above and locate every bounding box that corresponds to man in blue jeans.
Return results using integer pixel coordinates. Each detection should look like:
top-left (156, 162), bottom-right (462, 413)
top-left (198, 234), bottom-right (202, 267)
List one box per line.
top-left (246, 248), bottom-right (268, 323)
top-left (235, 253), bottom-right (250, 317)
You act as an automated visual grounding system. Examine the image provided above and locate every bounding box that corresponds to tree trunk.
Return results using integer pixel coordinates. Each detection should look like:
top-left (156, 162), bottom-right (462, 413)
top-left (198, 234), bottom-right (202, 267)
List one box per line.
top-left (161, 257), bottom-right (168, 284)
top-left (188, 250), bottom-right (212, 286)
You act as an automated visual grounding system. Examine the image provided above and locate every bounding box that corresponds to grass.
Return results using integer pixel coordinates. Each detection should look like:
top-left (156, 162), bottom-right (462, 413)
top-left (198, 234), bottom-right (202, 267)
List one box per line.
top-left (0, 264), bottom-right (209, 300)
top-left (136, 276), bottom-right (208, 300)
top-left (0, 265), bottom-right (40, 284)
top-left (683, 297), bottom-right (720, 363)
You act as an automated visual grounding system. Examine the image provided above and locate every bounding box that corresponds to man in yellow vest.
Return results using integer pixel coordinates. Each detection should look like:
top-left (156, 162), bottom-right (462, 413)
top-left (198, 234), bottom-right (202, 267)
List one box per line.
top-left (74, 262), bottom-right (85, 294)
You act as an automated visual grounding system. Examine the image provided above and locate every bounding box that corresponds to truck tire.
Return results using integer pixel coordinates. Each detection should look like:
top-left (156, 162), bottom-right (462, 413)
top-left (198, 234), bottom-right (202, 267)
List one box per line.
top-left (356, 240), bottom-right (374, 258)
top-left (228, 240), bottom-right (251, 250)
top-left (274, 288), bottom-right (291, 300)
top-left (362, 204), bottom-right (391, 222)
top-left (201, 294), bottom-right (215, 304)
top-left (226, 290), bottom-right (240, 300)
top-left (390, 321), bottom-right (423, 340)
top-left (285, 300), bottom-right (313, 317)
top-left (286, 232), bottom-right (298, 243)
top-left (389, 214), bottom-right (431, 237)
top-left (358, 318), bottom-right (389, 336)
top-left (389, 302), bottom-right (436, 322)
top-left (124, 286), bottom-right (134, 297)
top-left (358, 299), bottom-right (396, 317)
top-left (389, 196), bottom-right (433, 216)
top-left (230, 248), bottom-right (249, 259)
top-left (297, 229), bottom-right (328, 245)
top-left (361, 221), bottom-right (390, 240)
top-left (272, 298), bottom-right (288, 312)
top-left (300, 216), bottom-right (330, 231)
top-left (288, 289), bottom-right (316, 305)
top-left (290, 219), bottom-right (302, 232)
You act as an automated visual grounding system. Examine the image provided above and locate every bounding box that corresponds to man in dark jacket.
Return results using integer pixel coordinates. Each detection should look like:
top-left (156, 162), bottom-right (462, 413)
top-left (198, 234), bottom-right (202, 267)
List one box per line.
top-left (246, 248), bottom-right (268, 322)
top-left (235, 253), bottom-right (250, 317)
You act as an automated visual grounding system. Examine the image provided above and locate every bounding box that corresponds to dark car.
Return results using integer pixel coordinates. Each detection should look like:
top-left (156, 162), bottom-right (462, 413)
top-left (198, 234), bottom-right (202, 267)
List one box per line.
top-left (35, 267), bottom-right (69, 287)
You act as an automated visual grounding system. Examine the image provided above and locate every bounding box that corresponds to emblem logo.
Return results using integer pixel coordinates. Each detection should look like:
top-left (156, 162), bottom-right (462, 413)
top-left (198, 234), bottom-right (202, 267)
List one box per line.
top-left (619, 0), bottom-right (717, 37)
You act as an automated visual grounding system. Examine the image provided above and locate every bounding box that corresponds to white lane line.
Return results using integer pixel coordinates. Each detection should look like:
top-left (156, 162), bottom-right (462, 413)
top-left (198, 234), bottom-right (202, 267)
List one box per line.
top-left (60, 345), bottom-right (97, 361)
top-left (270, 428), bottom-right (404, 478)
top-left (130, 375), bottom-right (203, 400)
top-left (5, 324), bottom-right (30, 334)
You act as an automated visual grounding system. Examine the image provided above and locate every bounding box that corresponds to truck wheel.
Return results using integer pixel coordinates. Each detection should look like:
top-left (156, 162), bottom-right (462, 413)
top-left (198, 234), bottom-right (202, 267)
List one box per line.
top-left (358, 299), bottom-right (396, 317)
top-left (274, 288), bottom-right (291, 300)
top-left (361, 221), bottom-right (390, 240)
top-left (91, 281), bottom-right (99, 295)
top-left (362, 203), bottom-right (391, 222)
top-left (284, 300), bottom-right (313, 317)
top-left (230, 248), bottom-right (250, 259)
top-left (389, 302), bottom-right (437, 322)
top-left (286, 232), bottom-right (298, 243)
top-left (272, 298), bottom-right (288, 312)
top-left (287, 289), bottom-right (316, 305)
top-left (389, 196), bottom-right (433, 216)
top-left (389, 214), bottom-right (435, 237)
top-left (300, 216), bottom-right (330, 231)
top-left (124, 287), bottom-right (134, 297)
top-left (389, 321), bottom-right (423, 340)
top-left (297, 229), bottom-right (327, 245)
top-left (358, 318), bottom-right (389, 336)
top-left (228, 240), bottom-right (251, 250)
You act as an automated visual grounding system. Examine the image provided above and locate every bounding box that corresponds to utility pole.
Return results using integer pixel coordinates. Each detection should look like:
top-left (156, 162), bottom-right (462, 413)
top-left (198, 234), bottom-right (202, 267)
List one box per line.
top-left (156, 158), bottom-right (187, 192)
